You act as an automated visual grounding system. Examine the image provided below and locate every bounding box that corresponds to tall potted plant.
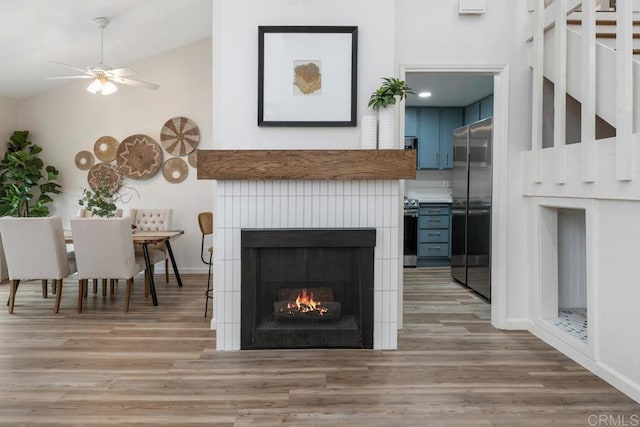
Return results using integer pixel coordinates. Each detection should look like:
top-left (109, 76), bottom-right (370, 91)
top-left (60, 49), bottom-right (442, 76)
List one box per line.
top-left (0, 130), bottom-right (61, 217)
top-left (368, 77), bottom-right (414, 149)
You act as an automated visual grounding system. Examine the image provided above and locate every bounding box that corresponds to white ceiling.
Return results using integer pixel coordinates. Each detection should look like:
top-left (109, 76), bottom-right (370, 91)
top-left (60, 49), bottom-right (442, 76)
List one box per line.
top-left (0, 0), bottom-right (212, 100)
top-left (405, 73), bottom-right (494, 107)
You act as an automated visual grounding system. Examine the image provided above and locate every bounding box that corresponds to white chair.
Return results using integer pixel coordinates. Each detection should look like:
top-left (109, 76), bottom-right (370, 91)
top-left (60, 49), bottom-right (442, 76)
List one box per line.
top-left (70, 217), bottom-right (164, 312)
top-left (0, 216), bottom-right (76, 313)
top-left (77, 208), bottom-right (123, 296)
top-left (129, 209), bottom-right (173, 282)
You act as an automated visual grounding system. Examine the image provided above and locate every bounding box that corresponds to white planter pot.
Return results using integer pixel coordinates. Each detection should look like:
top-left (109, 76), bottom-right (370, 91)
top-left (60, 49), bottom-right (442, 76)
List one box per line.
top-left (378, 105), bottom-right (397, 149)
top-left (360, 115), bottom-right (377, 149)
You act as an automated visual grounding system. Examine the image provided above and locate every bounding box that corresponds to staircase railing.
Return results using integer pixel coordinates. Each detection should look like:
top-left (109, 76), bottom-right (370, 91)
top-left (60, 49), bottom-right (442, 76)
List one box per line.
top-left (529, 0), bottom-right (636, 182)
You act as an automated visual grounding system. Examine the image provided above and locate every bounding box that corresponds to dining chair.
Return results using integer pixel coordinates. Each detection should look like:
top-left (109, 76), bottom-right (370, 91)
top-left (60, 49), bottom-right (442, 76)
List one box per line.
top-left (129, 209), bottom-right (173, 282)
top-left (70, 217), bottom-right (164, 312)
top-left (0, 216), bottom-right (77, 314)
top-left (198, 212), bottom-right (213, 317)
top-left (77, 208), bottom-right (123, 296)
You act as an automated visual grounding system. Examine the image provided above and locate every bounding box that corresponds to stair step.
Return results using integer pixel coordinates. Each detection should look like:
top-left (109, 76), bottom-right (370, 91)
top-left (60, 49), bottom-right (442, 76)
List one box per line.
top-left (597, 32), bottom-right (640, 38)
top-left (567, 19), bottom-right (640, 25)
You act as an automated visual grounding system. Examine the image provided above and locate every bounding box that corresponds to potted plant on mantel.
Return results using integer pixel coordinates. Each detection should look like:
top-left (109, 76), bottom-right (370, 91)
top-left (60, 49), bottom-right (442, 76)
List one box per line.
top-left (368, 77), bottom-right (414, 149)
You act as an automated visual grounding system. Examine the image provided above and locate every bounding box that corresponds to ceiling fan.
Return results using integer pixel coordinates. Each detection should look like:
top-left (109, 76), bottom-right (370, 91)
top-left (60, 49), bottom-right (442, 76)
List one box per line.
top-left (46, 17), bottom-right (159, 95)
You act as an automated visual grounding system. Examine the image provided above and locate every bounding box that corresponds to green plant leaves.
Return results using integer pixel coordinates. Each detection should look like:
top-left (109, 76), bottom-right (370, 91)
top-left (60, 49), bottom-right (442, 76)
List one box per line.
top-left (0, 130), bottom-right (62, 217)
top-left (367, 77), bottom-right (415, 110)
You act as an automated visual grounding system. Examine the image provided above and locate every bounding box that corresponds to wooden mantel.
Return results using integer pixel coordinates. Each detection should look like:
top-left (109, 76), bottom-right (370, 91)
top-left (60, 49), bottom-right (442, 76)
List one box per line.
top-left (197, 149), bottom-right (416, 180)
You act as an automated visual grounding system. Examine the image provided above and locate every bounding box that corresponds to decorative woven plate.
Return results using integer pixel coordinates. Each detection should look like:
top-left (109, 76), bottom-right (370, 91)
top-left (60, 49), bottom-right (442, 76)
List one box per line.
top-left (187, 150), bottom-right (198, 168)
top-left (87, 163), bottom-right (122, 194)
top-left (93, 136), bottom-right (120, 162)
top-left (162, 157), bottom-right (189, 183)
top-left (160, 116), bottom-right (200, 156)
top-left (75, 150), bottom-right (95, 170)
top-left (116, 134), bottom-right (163, 180)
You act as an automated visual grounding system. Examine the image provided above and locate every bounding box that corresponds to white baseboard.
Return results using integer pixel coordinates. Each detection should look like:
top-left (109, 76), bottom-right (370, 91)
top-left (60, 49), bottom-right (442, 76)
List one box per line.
top-left (528, 323), bottom-right (640, 404)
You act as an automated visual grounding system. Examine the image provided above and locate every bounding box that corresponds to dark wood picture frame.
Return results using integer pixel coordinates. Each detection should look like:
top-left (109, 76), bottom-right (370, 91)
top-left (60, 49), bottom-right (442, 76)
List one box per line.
top-left (258, 26), bottom-right (358, 127)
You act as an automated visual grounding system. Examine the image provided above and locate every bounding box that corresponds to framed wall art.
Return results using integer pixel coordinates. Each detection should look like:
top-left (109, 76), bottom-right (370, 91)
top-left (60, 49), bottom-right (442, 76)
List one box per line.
top-left (258, 26), bottom-right (358, 127)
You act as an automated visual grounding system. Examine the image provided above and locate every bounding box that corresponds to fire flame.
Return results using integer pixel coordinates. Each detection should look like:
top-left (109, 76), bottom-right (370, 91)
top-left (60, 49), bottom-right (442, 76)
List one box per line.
top-left (287, 289), bottom-right (328, 315)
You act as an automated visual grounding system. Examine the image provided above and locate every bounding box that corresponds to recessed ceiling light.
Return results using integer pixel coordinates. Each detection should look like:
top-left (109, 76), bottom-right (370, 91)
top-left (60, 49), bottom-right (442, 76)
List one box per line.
top-left (418, 91), bottom-right (432, 98)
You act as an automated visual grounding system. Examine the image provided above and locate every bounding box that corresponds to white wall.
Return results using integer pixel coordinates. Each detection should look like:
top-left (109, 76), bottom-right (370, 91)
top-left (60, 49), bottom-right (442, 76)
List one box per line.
top-left (395, 0), bottom-right (533, 326)
top-left (15, 38), bottom-right (213, 273)
top-left (0, 95), bottom-right (17, 153)
top-left (212, 0), bottom-right (395, 149)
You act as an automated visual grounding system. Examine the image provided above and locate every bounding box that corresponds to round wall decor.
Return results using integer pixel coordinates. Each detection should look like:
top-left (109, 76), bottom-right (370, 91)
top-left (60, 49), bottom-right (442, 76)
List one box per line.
top-left (116, 134), bottom-right (163, 180)
top-left (162, 157), bottom-right (189, 183)
top-left (93, 136), bottom-right (120, 162)
top-left (187, 150), bottom-right (198, 168)
top-left (160, 116), bottom-right (200, 156)
top-left (75, 150), bottom-right (95, 170)
top-left (87, 163), bottom-right (122, 194)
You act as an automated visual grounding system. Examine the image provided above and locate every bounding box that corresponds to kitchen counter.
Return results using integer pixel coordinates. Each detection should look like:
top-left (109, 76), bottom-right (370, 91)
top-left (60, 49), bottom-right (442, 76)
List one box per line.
top-left (405, 189), bottom-right (452, 204)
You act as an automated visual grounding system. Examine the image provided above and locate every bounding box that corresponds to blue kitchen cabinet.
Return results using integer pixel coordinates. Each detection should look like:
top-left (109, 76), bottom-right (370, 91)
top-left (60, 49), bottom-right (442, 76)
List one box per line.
top-left (480, 95), bottom-right (494, 120)
top-left (405, 107), bottom-right (418, 137)
top-left (464, 102), bottom-right (480, 125)
top-left (417, 203), bottom-right (451, 266)
top-left (439, 108), bottom-right (462, 169)
top-left (416, 108), bottom-right (440, 170)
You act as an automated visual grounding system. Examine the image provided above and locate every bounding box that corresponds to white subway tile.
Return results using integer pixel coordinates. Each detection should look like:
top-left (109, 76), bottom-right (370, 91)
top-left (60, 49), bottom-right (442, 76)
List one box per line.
top-left (240, 181), bottom-right (249, 196)
top-left (382, 259), bottom-right (391, 291)
top-left (215, 291), bottom-right (226, 325)
top-left (288, 197), bottom-right (296, 227)
top-left (373, 322), bottom-right (382, 350)
top-left (390, 196), bottom-right (400, 227)
top-left (373, 196), bottom-right (382, 227)
top-left (304, 180), bottom-right (313, 197)
top-left (381, 322), bottom-right (390, 349)
top-left (247, 197), bottom-right (257, 228)
top-left (327, 180), bottom-right (336, 196)
top-left (391, 181), bottom-right (399, 196)
top-left (232, 181), bottom-right (241, 195)
top-left (335, 180), bottom-right (344, 196)
top-left (232, 291), bottom-right (241, 324)
top-left (280, 181), bottom-right (288, 197)
top-left (257, 180), bottom-right (265, 196)
top-left (264, 180), bottom-right (273, 196)
top-left (232, 197), bottom-right (241, 228)
top-left (232, 259), bottom-right (241, 292)
top-left (375, 180), bottom-right (384, 195)
top-left (382, 291), bottom-right (390, 323)
top-left (272, 181), bottom-right (280, 196)
top-left (312, 196), bottom-right (320, 227)
top-left (343, 196), bottom-right (352, 227)
top-left (272, 197), bottom-right (281, 228)
top-left (216, 321), bottom-right (226, 350)
top-left (224, 323), bottom-right (234, 350)
top-left (248, 181), bottom-right (257, 197)
top-left (320, 181), bottom-right (328, 196)
top-left (390, 291), bottom-right (399, 324)
top-left (389, 322), bottom-right (398, 350)
top-left (327, 196), bottom-right (336, 227)
top-left (374, 259), bottom-right (382, 291)
top-left (383, 180), bottom-right (391, 196)
top-left (264, 196), bottom-right (273, 228)
top-left (389, 227), bottom-right (398, 260)
top-left (303, 197), bottom-right (312, 227)
top-left (256, 196), bottom-right (265, 228)
top-left (319, 197), bottom-right (328, 227)
top-left (374, 290), bottom-right (382, 323)
top-left (240, 197), bottom-right (249, 226)
top-left (280, 196), bottom-right (289, 226)
top-left (343, 181), bottom-right (352, 196)
top-left (312, 180), bottom-right (320, 196)
top-left (296, 180), bottom-right (304, 196)
top-left (289, 181), bottom-right (297, 195)
top-left (224, 229), bottom-right (234, 260)
top-left (334, 196), bottom-right (343, 227)
top-left (389, 258), bottom-right (399, 291)
top-left (382, 196), bottom-right (391, 228)
top-left (360, 196), bottom-right (368, 226)
top-left (214, 258), bottom-right (225, 291)
top-left (218, 182), bottom-right (227, 196)
top-left (296, 196), bottom-right (305, 227)
top-left (383, 228), bottom-right (391, 259)
top-left (232, 323), bottom-right (241, 350)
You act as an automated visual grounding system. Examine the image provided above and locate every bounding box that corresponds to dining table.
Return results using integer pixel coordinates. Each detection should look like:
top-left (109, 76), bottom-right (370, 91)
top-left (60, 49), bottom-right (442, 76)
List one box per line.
top-left (64, 229), bottom-right (184, 306)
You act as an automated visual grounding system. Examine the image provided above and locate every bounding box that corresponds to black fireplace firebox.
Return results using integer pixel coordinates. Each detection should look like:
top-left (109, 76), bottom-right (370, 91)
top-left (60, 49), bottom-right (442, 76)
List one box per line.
top-left (241, 228), bottom-right (375, 349)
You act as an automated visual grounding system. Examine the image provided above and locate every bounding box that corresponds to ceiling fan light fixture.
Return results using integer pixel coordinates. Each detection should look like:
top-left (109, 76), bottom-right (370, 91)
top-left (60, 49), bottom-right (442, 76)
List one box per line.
top-left (86, 75), bottom-right (118, 95)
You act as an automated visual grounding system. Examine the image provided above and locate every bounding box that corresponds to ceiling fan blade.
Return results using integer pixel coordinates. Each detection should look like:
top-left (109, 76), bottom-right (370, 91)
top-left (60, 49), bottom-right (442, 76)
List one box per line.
top-left (50, 61), bottom-right (93, 75)
top-left (44, 75), bottom-right (94, 80)
top-left (107, 67), bottom-right (138, 77)
top-left (111, 76), bottom-right (159, 90)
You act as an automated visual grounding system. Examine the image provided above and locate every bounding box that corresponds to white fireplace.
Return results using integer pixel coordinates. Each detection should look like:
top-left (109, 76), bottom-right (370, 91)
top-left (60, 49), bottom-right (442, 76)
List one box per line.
top-left (212, 179), bottom-right (402, 350)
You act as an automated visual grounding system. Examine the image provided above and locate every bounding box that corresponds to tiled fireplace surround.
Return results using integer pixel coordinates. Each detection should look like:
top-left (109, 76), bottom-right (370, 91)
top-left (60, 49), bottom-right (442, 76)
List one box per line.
top-left (213, 179), bottom-right (402, 351)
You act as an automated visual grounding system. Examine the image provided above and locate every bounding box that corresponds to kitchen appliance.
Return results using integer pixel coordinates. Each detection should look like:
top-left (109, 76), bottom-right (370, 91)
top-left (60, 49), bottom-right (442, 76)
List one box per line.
top-left (404, 137), bottom-right (417, 150)
top-left (403, 197), bottom-right (419, 267)
top-left (451, 118), bottom-right (492, 300)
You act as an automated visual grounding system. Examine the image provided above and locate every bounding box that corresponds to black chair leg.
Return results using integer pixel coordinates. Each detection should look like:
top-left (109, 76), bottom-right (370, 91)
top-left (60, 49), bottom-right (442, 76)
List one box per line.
top-left (204, 253), bottom-right (213, 317)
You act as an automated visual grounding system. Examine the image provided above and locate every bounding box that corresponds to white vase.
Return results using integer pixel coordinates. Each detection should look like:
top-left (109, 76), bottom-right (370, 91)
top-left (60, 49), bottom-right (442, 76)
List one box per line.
top-left (360, 115), bottom-right (377, 149)
top-left (377, 105), bottom-right (397, 149)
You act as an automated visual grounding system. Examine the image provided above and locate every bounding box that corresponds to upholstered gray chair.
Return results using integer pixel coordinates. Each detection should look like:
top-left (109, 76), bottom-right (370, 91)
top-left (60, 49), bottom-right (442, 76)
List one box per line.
top-left (0, 216), bottom-right (76, 313)
top-left (70, 217), bottom-right (164, 312)
top-left (129, 209), bottom-right (173, 282)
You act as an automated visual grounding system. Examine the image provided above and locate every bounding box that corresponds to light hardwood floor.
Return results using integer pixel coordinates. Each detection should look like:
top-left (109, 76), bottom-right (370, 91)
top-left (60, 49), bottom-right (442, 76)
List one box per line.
top-left (0, 268), bottom-right (637, 426)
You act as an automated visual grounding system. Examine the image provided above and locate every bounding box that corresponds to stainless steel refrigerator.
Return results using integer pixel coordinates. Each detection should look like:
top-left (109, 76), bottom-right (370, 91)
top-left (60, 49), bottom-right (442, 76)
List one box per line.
top-left (451, 118), bottom-right (492, 300)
